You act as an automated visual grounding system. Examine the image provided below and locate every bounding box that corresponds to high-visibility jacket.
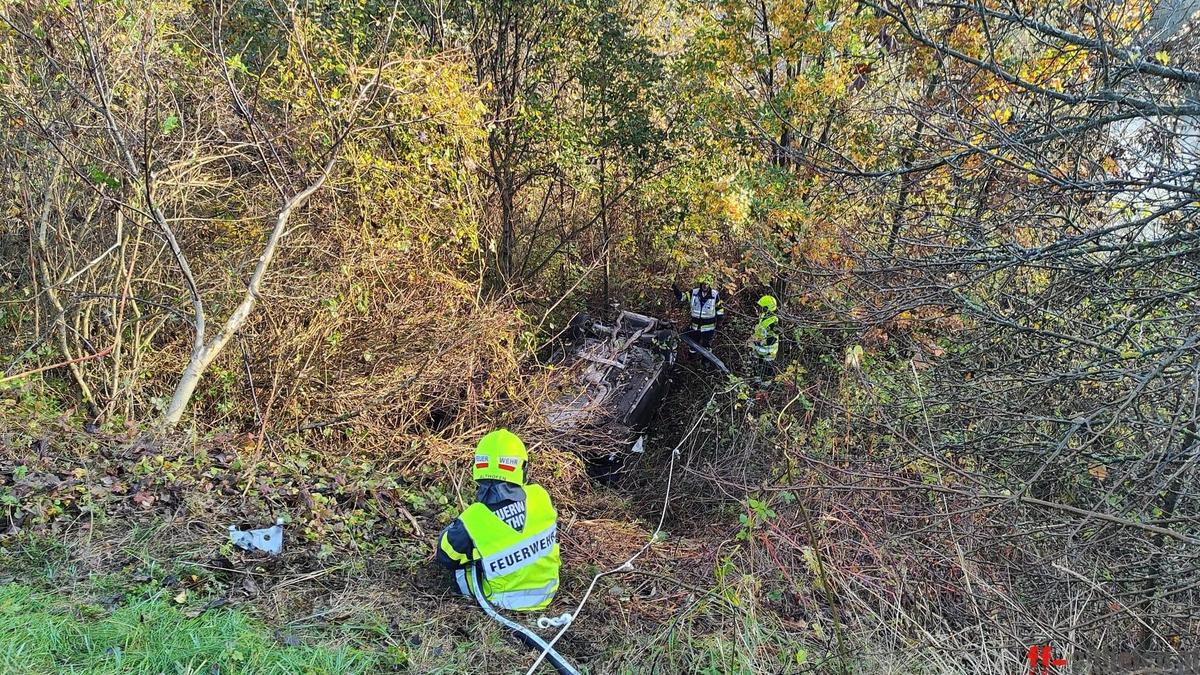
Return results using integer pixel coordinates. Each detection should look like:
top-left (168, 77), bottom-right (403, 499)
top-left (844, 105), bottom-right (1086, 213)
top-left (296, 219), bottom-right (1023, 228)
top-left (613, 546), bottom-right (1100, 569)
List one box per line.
top-left (447, 483), bottom-right (560, 611)
top-left (752, 313), bottom-right (779, 361)
top-left (676, 287), bottom-right (724, 332)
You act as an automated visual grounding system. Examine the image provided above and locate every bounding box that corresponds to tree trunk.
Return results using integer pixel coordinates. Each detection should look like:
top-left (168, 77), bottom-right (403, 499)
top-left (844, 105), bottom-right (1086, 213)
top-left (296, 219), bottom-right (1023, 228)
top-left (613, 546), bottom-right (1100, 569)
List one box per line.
top-left (600, 89), bottom-right (610, 305)
top-left (160, 155), bottom-right (338, 429)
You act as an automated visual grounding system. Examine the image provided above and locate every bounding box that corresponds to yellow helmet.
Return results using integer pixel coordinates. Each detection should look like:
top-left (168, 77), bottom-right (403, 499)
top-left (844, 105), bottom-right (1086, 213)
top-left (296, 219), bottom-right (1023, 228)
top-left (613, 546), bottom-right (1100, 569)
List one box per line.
top-left (473, 429), bottom-right (528, 485)
top-left (697, 273), bottom-right (715, 286)
top-left (757, 294), bottom-right (778, 312)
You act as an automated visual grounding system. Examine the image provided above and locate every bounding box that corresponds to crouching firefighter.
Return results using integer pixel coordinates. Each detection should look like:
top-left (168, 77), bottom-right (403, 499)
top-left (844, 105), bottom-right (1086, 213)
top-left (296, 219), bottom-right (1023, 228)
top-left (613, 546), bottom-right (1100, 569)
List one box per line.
top-left (435, 430), bottom-right (579, 674)
top-left (751, 294), bottom-right (780, 383)
top-left (436, 429), bottom-right (560, 609)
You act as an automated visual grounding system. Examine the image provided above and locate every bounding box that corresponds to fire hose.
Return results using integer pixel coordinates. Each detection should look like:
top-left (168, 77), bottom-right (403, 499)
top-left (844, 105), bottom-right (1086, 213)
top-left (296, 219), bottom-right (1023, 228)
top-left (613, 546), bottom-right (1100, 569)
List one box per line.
top-left (466, 565), bottom-right (581, 675)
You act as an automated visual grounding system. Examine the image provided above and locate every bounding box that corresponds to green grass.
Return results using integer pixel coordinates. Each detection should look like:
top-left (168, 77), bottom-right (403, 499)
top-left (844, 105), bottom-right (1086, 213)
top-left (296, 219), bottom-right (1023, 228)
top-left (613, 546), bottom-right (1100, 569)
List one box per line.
top-left (0, 584), bottom-right (387, 674)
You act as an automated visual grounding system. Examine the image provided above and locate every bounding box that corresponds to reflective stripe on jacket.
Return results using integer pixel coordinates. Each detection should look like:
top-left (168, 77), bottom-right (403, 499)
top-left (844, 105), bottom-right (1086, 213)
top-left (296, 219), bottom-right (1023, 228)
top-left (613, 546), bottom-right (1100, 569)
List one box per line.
top-left (457, 483), bottom-right (560, 611)
top-left (676, 287), bottom-right (724, 331)
top-left (435, 480), bottom-right (525, 570)
top-left (752, 313), bottom-right (779, 361)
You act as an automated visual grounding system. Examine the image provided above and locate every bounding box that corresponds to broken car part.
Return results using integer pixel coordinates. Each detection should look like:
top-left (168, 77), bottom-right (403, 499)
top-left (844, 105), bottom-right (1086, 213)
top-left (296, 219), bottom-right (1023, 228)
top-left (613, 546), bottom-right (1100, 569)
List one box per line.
top-left (229, 518), bottom-right (284, 555)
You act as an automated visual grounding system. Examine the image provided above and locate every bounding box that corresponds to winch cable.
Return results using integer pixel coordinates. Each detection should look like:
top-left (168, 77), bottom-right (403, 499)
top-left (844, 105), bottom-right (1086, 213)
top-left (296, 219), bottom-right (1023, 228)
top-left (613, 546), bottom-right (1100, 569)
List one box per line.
top-left (523, 389), bottom-right (721, 675)
top-left (469, 565), bottom-right (581, 675)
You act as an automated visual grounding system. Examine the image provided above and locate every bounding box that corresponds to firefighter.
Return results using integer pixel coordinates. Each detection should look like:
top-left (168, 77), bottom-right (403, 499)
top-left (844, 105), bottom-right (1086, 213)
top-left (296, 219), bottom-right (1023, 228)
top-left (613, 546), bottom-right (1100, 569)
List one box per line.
top-left (435, 429), bottom-right (561, 611)
top-left (671, 274), bottom-right (725, 348)
top-left (751, 294), bottom-right (780, 382)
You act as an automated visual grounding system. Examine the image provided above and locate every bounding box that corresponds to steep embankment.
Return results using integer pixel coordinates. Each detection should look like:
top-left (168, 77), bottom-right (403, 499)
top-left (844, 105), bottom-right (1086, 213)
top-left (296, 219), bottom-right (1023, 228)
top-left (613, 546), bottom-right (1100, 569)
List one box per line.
top-left (0, 356), bottom-right (819, 674)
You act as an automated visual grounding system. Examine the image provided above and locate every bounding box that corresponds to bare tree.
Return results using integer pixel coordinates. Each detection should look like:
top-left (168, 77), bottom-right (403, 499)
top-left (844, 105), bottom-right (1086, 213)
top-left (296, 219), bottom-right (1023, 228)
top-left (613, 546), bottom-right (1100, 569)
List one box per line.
top-left (1, 1), bottom-right (399, 428)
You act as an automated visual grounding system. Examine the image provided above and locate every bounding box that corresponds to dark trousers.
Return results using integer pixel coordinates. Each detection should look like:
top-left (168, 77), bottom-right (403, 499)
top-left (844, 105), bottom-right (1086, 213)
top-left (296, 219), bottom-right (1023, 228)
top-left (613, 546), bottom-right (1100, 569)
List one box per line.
top-left (756, 358), bottom-right (777, 380)
top-left (690, 326), bottom-right (715, 347)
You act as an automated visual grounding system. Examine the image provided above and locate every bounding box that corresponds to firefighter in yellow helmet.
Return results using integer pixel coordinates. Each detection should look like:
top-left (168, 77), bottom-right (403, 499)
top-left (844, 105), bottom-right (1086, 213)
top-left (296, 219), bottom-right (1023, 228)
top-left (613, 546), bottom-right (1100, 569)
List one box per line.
top-left (671, 273), bottom-right (725, 349)
top-left (435, 429), bottom-right (561, 611)
top-left (751, 294), bottom-right (780, 382)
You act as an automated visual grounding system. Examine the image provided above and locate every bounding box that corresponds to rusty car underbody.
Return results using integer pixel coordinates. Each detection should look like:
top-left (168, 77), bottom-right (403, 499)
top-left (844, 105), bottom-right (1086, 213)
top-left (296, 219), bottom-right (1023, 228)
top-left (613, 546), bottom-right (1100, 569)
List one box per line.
top-left (541, 310), bottom-right (726, 462)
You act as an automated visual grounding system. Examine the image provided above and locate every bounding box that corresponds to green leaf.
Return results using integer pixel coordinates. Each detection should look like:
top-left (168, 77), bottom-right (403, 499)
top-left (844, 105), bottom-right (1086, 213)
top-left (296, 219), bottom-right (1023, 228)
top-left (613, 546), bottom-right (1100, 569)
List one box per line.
top-left (748, 498), bottom-right (776, 520)
top-left (161, 115), bottom-right (179, 134)
top-left (86, 165), bottom-right (119, 189)
top-left (226, 54), bottom-right (249, 75)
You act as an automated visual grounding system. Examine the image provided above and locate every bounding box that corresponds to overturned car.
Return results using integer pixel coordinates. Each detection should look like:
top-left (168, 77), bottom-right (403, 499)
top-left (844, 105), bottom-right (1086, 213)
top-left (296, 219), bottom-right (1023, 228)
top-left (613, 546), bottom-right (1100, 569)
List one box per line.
top-left (541, 311), bottom-right (725, 463)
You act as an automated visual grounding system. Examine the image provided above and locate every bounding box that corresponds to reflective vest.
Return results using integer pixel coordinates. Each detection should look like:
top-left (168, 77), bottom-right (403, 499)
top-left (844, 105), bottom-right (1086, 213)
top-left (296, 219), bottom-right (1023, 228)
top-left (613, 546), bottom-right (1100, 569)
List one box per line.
top-left (453, 483), bottom-right (560, 611)
top-left (689, 288), bottom-right (721, 332)
top-left (752, 313), bottom-right (779, 361)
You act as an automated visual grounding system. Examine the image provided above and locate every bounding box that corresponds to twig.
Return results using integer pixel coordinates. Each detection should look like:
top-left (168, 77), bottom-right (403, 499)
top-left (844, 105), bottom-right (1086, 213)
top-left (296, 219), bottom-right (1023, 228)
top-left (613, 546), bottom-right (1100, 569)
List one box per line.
top-left (0, 344), bottom-right (115, 386)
